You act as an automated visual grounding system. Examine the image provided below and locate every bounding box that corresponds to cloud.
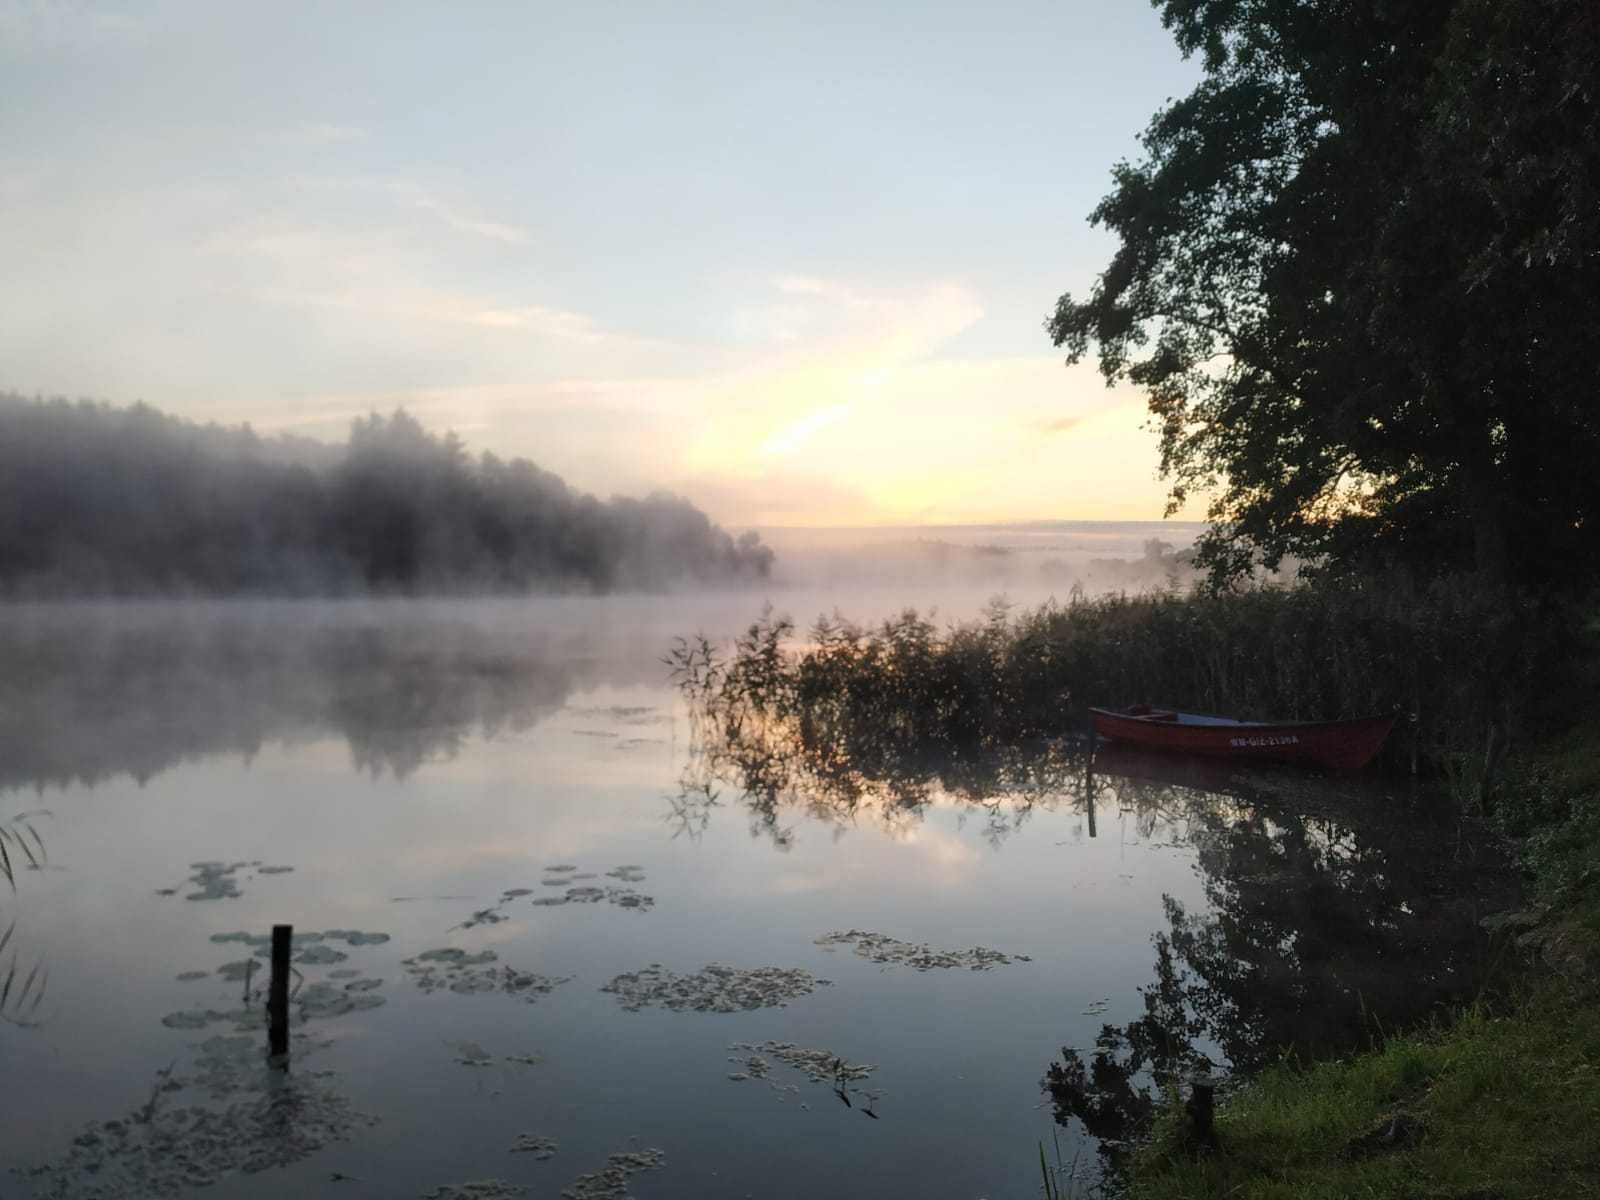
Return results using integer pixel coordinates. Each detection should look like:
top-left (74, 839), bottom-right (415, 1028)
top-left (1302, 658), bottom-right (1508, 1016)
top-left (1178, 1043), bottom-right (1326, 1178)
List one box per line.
top-left (393, 182), bottom-right (530, 246)
top-left (758, 404), bottom-right (851, 458)
top-left (1033, 413), bottom-right (1085, 436)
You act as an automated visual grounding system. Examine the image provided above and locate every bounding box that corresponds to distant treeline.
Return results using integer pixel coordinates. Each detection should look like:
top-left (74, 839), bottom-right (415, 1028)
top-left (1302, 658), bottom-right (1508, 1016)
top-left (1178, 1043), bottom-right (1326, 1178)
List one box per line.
top-left (0, 395), bottom-right (772, 594)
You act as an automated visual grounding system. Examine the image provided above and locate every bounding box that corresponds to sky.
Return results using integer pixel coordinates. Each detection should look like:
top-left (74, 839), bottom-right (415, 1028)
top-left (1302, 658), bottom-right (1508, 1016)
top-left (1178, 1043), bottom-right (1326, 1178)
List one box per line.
top-left (1, 1), bottom-right (1203, 526)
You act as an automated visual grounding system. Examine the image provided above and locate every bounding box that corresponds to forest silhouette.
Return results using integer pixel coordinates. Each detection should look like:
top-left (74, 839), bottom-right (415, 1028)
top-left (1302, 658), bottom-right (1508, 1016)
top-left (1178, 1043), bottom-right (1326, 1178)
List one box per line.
top-left (0, 395), bottom-right (773, 595)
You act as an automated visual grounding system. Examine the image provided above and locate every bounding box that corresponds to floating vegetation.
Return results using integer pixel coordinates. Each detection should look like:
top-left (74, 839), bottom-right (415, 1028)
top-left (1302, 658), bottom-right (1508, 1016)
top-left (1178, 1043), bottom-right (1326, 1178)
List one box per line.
top-left (559, 1147), bottom-right (665, 1200)
top-left (726, 1042), bottom-right (881, 1114)
top-left (295, 944), bottom-right (349, 966)
top-left (298, 981), bottom-right (386, 1019)
top-left (728, 1041), bottom-right (875, 1085)
top-left (814, 930), bottom-right (1029, 971)
top-left (504, 1053), bottom-right (543, 1067)
top-left (161, 973), bottom-right (386, 1030)
top-left (601, 963), bottom-right (821, 1013)
top-left (420, 1181), bottom-right (526, 1200)
top-left (173, 929), bottom-right (392, 1029)
top-left (161, 1007), bottom-right (251, 1031)
top-left (165, 861), bottom-right (296, 902)
top-left (209, 931), bottom-right (269, 946)
top-left (509, 1133), bottom-right (558, 1159)
top-left (325, 930), bottom-right (391, 947)
top-left (451, 1041), bottom-right (493, 1067)
top-left (180, 862), bottom-right (247, 901)
top-left (403, 948), bottom-right (571, 1003)
top-left (522, 866), bottom-right (655, 912)
top-left (459, 869), bottom-right (654, 928)
top-left (20, 1031), bottom-right (372, 1198)
top-left (457, 906), bottom-right (511, 929)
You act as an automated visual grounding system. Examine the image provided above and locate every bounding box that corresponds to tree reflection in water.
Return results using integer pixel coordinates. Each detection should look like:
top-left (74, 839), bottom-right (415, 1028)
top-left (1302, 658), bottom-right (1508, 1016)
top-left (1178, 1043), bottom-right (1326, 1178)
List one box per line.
top-left (674, 664), bottom-right (1513, 1168)
top-left (1050, 753), bottom-right (1514, 1166)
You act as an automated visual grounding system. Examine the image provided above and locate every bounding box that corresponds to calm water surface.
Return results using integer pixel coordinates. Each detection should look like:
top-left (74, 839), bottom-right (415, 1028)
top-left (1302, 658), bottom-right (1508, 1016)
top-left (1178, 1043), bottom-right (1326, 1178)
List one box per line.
top-left (0, 596), bottom-right (1506, 1199)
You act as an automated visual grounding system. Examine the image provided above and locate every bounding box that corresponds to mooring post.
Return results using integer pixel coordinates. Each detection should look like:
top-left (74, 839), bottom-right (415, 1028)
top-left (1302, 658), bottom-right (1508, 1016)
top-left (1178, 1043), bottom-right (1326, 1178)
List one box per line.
top-left (268, 923), bottom-right (292, 1063)
top-left (1084, 737), bottom-right (1098, 839)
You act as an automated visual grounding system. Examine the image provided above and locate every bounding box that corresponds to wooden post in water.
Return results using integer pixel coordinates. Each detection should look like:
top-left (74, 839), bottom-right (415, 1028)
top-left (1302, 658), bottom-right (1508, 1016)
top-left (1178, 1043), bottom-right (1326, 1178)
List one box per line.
top-left (1083, 743), bottom-right (1098, 840)
top-left (268, 923), bottom-right (291, 1063)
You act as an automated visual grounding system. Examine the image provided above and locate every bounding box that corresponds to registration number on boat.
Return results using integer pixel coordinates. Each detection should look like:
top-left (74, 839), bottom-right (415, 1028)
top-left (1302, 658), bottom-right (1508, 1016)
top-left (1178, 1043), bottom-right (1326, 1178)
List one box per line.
top-left (1230, 734), bottom-right (1300, 748)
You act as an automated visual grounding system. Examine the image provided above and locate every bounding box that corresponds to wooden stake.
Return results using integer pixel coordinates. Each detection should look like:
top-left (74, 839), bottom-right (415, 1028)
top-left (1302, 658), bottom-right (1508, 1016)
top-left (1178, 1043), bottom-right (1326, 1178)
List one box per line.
top-left (268, 923), bottom-right (291, 1062)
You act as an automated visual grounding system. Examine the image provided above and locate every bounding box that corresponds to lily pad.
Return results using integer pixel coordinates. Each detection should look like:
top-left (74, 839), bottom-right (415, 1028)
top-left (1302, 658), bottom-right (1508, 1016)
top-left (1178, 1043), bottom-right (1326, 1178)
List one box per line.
top-left (813, 929), bottom-right (1024, 971)
top-left (601, 963), bottom-right (817, 1013)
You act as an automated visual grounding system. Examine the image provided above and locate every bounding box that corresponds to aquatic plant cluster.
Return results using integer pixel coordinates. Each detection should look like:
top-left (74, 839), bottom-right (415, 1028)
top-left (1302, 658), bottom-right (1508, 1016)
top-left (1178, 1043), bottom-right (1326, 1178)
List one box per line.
top-left (726, 1041), bottom-right (880, 1112)
top-left (403, 948), bottom-right (572, 1001)
top-left (599, 963), bottom-right (824, 1013)
top-left (671, 581), bottom-right (1572, 780)
top-left (157, 860), bottom-right (295, 901)
top-left (460, 866), bottom-right (655, 926)
top-left (18, 811), bottom-right (1035, 1200)
top-left (27, 923), bottom-right (398, 1198)
top-left (815, 929), bottom-right (1030, 970)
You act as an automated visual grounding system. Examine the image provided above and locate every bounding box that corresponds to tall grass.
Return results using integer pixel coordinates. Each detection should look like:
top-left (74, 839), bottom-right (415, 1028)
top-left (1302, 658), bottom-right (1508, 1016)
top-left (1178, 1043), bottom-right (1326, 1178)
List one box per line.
top-left (670, 577), bottom-right (1570, 781)
top-left (0, 812), bottom-right (48, 1026)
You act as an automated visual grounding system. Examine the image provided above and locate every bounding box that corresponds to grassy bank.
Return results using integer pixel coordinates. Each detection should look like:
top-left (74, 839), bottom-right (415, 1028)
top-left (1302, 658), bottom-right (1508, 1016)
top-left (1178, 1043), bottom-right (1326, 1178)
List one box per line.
top-left (1123, 989), bottom-right (1600, 1200)
top-left (1119, 715), bottom-right (1600, 1200)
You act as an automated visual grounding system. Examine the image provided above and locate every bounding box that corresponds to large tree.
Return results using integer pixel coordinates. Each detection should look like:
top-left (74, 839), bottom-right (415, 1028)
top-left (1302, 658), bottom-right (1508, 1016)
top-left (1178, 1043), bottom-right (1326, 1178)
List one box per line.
top-left (1049, 0), bottom-right (1600, 587)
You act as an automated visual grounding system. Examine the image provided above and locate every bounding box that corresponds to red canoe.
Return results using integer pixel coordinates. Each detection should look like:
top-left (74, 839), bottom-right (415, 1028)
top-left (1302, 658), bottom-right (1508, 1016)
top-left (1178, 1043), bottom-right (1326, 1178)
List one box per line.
top-left (1089, 705), bottom-right (1394, 770)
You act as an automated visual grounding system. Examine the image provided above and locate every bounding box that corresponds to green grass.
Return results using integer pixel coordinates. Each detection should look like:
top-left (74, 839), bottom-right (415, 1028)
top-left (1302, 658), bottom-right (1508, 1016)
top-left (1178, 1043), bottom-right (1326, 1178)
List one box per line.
top-left (1126, 989), bottom-right (1600, 1200)
top-left (1122, 705), bottom-right (1600, 1200)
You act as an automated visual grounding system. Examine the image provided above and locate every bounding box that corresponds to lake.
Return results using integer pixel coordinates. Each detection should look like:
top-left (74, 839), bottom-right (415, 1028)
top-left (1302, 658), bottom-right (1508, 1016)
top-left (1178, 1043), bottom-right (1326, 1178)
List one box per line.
top-left (0, 589), bottom-right (1509, 1199)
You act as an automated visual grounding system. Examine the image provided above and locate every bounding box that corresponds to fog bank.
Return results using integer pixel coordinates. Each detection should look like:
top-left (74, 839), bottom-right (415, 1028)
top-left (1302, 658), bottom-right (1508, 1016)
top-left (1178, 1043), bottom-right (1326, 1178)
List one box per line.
top-left (0, 395), bottom-right (772, 596)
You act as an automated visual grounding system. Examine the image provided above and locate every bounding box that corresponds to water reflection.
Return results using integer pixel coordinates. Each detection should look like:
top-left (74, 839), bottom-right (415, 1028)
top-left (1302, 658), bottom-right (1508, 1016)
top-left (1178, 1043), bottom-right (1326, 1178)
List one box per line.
top-left (675, 707), bottom-right (1120, 849)
top-left (1046, 749), bottom-right (1513, 1162)
top-left (0, 608), bottom-right (603, 792)
top-left (1, 605), bottom-right (1520, 1194)
top-left (679, 700), bottom-right (1514, 1165)
top-left (23, 918), bottom-right (390, 1198)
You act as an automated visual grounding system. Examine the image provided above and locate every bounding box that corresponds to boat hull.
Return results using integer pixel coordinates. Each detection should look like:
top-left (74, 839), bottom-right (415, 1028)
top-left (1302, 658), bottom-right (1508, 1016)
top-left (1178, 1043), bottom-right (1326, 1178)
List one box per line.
top-left (1089, 708), bottom-right (1394, 770)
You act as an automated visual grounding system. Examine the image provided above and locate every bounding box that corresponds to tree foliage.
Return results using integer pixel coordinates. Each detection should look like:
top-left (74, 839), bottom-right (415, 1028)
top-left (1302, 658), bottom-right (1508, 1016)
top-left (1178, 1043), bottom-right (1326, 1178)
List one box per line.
top-left (1049, 0), bottom-right (1600, 586)
top-left (0, 395), bottom-right (772, 594)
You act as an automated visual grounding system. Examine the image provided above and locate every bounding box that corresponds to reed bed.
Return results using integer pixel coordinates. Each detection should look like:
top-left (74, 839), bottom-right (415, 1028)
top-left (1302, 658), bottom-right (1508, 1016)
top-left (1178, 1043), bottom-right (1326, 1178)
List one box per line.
top-left (671, 577), bottom-right (1571, 781)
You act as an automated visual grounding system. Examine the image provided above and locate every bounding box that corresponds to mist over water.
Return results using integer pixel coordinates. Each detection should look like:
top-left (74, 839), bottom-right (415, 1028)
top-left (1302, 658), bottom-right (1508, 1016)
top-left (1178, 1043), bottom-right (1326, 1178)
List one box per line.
top-left (0, 556), bottom-right (1506, 1199)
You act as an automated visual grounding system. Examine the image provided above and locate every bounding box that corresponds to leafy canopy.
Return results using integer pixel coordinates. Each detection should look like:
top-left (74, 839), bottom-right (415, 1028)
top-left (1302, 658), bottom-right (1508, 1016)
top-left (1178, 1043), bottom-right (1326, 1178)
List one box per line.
top-left (1049, 0), bottom-right (1600, 587)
